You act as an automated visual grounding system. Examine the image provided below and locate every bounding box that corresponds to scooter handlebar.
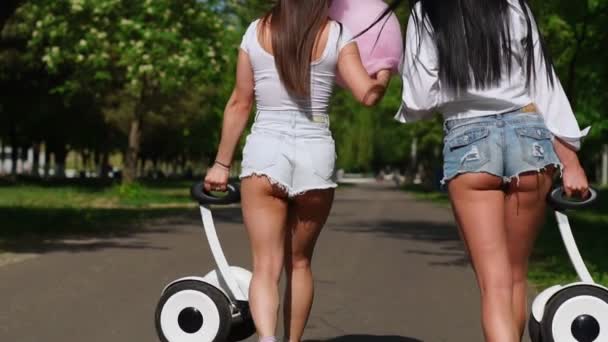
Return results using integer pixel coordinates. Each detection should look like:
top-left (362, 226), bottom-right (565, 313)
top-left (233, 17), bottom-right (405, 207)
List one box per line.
top-left (548, 186), bottom-right (598, 211)
top-left (190, 182), bottom-right (241, 205)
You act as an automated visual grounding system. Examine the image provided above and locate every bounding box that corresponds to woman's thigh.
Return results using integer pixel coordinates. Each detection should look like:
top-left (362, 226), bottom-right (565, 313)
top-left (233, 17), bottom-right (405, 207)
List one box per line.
top-left (286, 189), bottom-right (335, 264)
top-left (241, 176), bottom-right (289, 269)
top-left (504, 169), bottom-right (555, 273)
top-left (448, 173), bottom-right (511, 290)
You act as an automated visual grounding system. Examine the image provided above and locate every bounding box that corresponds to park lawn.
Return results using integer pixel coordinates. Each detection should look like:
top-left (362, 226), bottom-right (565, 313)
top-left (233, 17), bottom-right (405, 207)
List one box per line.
top-left (404, 185), bottom-right (608, 289)
top-left (0, 181), bottom-right (196, 249)
top-left (0, 180), bottom-right (194, 208)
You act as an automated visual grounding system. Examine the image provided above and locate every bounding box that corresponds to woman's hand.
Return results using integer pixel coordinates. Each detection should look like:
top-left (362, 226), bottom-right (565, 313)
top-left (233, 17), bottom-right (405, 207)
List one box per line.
top-left (374, 69), bottom-right (391, 87)
top-left (553, 137), bottom-right (590, 198)
top-left (204, 163), bottom-right (230, 192)
top-left (359, 69), bottom-right (392, 107)
top-left (338, 44), bottom-right (391, 106)
top-left (562, 162), bottom-right (590, 199)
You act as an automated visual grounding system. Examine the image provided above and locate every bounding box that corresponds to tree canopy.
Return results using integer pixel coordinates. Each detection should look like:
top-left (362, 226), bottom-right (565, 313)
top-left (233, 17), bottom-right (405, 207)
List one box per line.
top-left (0, 0), bottom-right (606, 186)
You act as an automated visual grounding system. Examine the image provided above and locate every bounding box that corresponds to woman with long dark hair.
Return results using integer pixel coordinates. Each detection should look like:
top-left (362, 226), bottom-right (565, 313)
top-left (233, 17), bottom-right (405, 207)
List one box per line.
top-left (204, 1), bottom-right (390, 341)
top-left (382, 0), bottom-right (589, 340)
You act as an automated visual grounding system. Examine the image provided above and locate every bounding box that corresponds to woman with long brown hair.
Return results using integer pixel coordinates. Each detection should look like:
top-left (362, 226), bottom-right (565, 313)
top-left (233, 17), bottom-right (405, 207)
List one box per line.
top-left (204, 1), bottom-right (390, 341)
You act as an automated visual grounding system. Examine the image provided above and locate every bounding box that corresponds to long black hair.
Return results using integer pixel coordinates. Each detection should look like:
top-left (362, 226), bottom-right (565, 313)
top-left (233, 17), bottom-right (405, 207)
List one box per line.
top-left (369, 0), bottom-right (554, 93)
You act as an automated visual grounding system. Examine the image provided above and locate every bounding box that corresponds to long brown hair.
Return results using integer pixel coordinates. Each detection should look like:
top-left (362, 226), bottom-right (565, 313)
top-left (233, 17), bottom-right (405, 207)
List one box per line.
top-left (261, 0), bottom-right (331, 97)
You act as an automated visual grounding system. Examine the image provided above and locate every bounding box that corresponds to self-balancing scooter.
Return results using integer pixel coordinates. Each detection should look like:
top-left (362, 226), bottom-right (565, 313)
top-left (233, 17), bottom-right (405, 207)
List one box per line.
top-left (155, 182), bottom-right (256, 342)
top-left (529, 186), bottom-right (607, 342)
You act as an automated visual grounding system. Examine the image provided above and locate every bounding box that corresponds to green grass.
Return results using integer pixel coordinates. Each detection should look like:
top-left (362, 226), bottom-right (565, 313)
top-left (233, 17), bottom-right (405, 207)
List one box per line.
top-left (403, 184), bottom-right (608, 288)
top-left (529, 192), bottom-right (608, 289)
top-left (0, 180), bottom-right (194, 208)
top-left (0, 180), bottom-right (196, 249)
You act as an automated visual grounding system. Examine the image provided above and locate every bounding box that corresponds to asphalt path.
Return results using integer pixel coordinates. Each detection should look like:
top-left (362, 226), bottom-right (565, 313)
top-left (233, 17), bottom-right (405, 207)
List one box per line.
top-left (1, 183), bottom-right (531, 341)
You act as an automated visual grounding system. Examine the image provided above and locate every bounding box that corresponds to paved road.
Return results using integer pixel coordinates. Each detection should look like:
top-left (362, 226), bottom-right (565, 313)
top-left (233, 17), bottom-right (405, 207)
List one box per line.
top-left (0, 184), bottom-right (510, 342)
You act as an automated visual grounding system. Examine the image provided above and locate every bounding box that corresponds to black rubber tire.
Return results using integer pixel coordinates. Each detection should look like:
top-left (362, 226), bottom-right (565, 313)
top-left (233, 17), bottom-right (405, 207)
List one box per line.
top-left (155, 280), bottom-right (232, 342)
top-left (227, 302), bottom-right (256, 341)
top-left (542, 284), bottom-right (608, 342)
top-left (529, 314), bottom-right (543, 342)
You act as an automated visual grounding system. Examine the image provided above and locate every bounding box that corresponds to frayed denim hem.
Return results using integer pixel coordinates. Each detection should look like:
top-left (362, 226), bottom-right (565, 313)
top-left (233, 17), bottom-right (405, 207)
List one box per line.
top-left (240, 171), bottom-right (337, 198)
top-left (440, 162), bottom-right (563, 188)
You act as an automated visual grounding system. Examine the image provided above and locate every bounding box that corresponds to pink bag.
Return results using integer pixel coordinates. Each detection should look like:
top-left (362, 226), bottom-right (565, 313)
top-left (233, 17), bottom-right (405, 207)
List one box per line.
top-left (329, 0), bottom-right (403, 84)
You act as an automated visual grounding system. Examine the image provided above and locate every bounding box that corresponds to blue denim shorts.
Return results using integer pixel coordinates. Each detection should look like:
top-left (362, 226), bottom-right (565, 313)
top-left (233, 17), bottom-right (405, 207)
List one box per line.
top-left (442, 109), bottom-right (562, 185)
top-left (240, 110), bottom-right (337, 197)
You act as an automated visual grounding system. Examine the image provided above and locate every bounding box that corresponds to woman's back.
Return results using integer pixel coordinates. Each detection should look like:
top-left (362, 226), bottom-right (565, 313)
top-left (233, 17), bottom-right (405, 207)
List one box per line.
top-left (398, 0), bottom-right (586, 147)
top-left (240, 19), bottom-right (352, 113)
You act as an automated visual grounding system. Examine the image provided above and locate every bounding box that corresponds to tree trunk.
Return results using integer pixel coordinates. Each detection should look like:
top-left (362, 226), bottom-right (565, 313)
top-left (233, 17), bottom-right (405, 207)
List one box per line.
top-left (405, 137), bottom-right (418, 184)
top-left (139, 158), bottom-right (145, 178)
top-left (32, 144), bottom-right (40, 177)
top-left (10, 127), bottom-right (18, 176)
top-left (43, 146), bottom-right (50, 178)
top-left (54, 145), bottom-right (68, 178)
top-left (81, 150), bottom-right (90, 178)
top-left (20, 145), bottom-right (29, 174)
top-left (602, 144), bottom-right (608, 186)
top-left (99, 152), bottom-right (110, 178)
top-left (0, 139), bottom-right (4, 175)
top-left (123, 116), bottom-right (142, 184)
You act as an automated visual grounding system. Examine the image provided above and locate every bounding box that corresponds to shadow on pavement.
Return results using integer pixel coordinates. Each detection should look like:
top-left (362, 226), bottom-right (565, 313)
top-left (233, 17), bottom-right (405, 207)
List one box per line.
top-left (332, 219), bottom-right (469, 267)
top-left (0, 206), bottom-right (243, 254)
top-left (304, 335), bottom-right (424, 342)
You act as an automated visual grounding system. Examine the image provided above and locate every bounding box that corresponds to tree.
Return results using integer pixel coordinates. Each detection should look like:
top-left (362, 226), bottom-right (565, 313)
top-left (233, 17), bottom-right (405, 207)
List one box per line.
top-left (532, 0), bottom-right (608, 184)
top-left (22, 0), bottom-right (229, 183)
top-left (0, 0), bottom-right (23, 32)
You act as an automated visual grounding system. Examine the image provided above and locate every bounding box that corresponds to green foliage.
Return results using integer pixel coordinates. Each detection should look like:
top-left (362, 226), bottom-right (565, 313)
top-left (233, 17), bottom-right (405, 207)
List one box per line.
top-left (23, 0), bottom-right (227, 97)
top-left (1, 0), bottom-right (243, 180)
top-left (1, 0), bottom-right (607, 183)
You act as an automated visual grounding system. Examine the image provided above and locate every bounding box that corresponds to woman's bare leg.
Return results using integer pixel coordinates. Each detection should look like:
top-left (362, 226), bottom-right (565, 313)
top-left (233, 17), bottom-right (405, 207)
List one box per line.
top-left (449, 173), bottom-right (518, 342)
top-left (241, 176), bottom-right (289, 338)
top-left (504, 170), bottom-right (554, 339)
top-left (283, 189), bottom-right (335, 342)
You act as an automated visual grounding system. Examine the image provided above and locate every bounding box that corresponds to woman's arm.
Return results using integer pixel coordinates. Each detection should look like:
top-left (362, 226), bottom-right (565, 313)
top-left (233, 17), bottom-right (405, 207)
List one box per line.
top-left (553, 137), bottom-right (589, 198)
top-left (204, 50), bottom-right (254, 192)
top-left (337, 43), bottom-right (390, 107)
top-left (396, 4), bottom-right (440, 123)
top-left (521, 7), bottom-right (589, 197)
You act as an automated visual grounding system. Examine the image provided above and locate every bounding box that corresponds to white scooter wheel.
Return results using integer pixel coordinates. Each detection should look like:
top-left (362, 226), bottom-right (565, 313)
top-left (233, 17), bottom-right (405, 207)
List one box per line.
top-left (542, 285), bottom-right (608, 342)
top-left (155, 280), bottom-right (232, 342)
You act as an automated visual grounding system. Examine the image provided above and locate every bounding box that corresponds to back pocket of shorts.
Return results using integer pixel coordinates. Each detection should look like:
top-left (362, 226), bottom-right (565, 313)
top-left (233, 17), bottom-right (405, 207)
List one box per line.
top-left (242, 134), bottom-right (281, 171)
top-left (444, 127), bottom-right (491, 170)
top-left (516, 126), bottom-right (554, 166)
top-left (306, 139), bottom-right (336, 180)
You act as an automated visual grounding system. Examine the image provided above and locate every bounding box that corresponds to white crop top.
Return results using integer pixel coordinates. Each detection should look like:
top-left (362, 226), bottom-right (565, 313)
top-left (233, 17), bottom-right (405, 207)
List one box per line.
top-left (240, 19), bottom-right (353, 113)
top-left (396, 0), bottom-right (589, 149)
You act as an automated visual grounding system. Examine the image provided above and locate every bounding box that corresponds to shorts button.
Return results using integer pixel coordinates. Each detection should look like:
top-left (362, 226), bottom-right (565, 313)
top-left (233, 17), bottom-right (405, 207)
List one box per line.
top-left (537, 129), bottom-right (542, 136)
top-left (497, 121), bottom-right (505, 128)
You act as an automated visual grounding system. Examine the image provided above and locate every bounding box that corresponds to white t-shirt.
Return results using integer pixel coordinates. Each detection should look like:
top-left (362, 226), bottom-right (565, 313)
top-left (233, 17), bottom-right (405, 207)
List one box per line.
top-left (240, 19), bottom-right (353, 113)
top-left (396, 0), bottom-right (588, 149)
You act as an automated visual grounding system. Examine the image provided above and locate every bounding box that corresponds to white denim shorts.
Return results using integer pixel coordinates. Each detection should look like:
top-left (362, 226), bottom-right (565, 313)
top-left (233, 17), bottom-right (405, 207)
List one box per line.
top-left (240, 110), bottom-right (337, 197)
